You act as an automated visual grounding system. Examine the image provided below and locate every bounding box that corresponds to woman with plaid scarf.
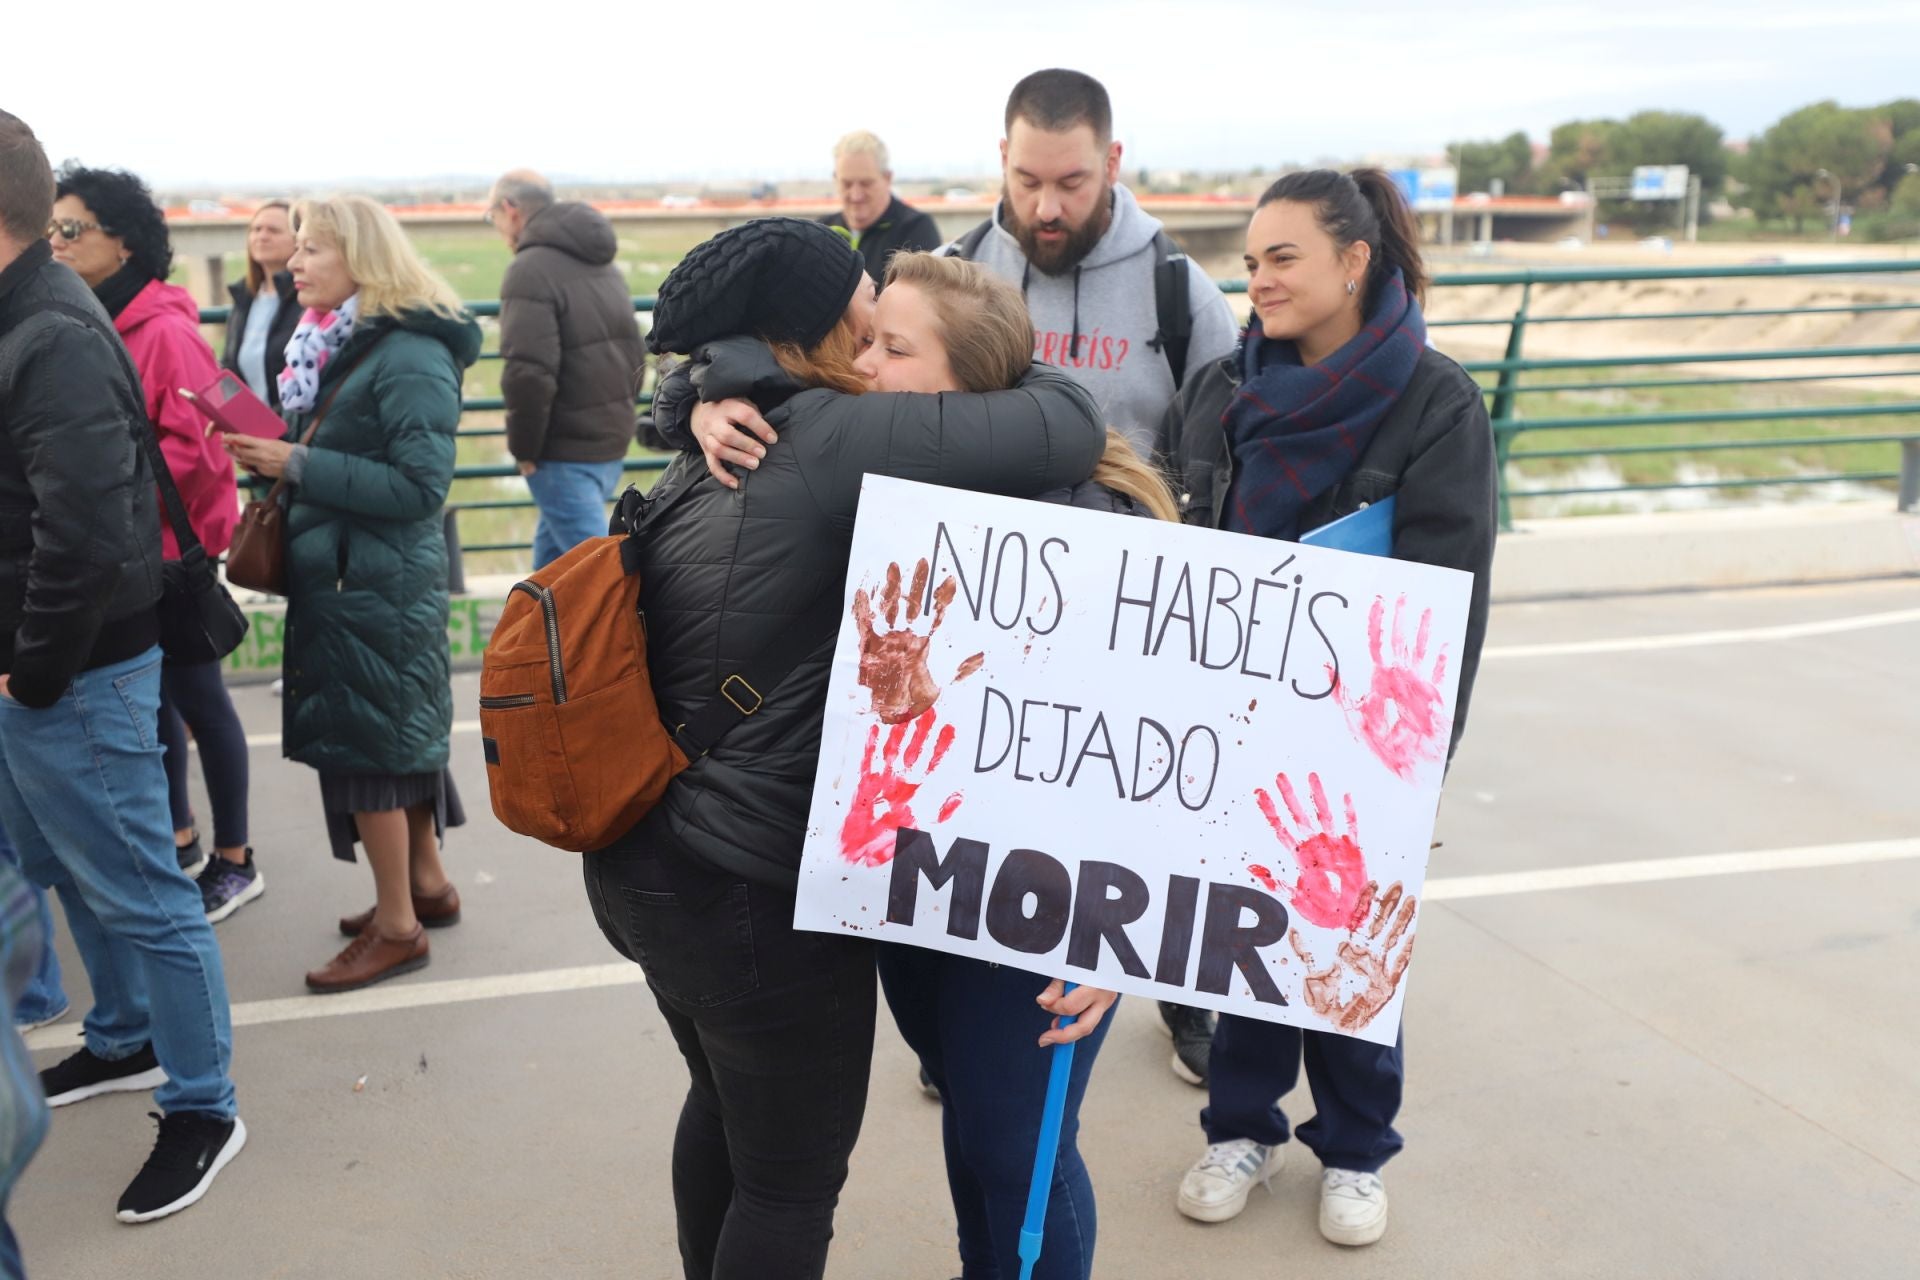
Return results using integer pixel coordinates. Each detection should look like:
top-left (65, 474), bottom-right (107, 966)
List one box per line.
top-left (1157, 168), bottom-right (1497, 1248)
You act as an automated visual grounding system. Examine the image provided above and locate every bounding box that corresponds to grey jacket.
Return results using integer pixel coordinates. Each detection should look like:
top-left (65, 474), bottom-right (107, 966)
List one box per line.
top-left (1158, 344), bottom-right (1498, 757)
top-left (945, 184), bottom-right (1239, 456)
top-left (500, 203), bottom-right (645, 463)
top-left (621, 340), bottom-right (1105, 885)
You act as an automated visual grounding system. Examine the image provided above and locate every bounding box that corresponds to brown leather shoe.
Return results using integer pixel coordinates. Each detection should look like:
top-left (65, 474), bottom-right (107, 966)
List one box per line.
top-left (338, 883), bottom-right (461, 937)
top-left (305, 923), bottom-right (429, 994)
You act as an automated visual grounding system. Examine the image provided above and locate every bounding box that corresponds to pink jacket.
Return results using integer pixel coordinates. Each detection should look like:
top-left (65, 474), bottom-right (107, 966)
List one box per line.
top-left (114, 279), bottom-right (241, 559)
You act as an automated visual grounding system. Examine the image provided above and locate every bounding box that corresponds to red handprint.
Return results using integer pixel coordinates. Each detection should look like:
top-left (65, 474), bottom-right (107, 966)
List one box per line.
top-left (838, 708), bottom-right (963, 867)
top-left (852, 559), bottom-right (984, 725)
top-left (1341, 595), bottom-right (1451, 782)
top-left (1251, 771), bottom-right (1367, 929)
top-left (1289, 880), bottom-right (1418, 1033)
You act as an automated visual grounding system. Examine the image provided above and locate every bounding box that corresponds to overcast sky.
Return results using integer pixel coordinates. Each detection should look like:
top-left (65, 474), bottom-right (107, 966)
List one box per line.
top-left (8, 0), bottom-right (1917, 190)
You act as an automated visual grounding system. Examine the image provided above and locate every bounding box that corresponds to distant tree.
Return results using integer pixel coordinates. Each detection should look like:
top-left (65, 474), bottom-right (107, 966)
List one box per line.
top-left (1447, 131), bottom-right (1536, 194)
top-left (1609, 111), bottom-right (1728, 194)
top-left (1892, 172), bottom-right (1920, 216)
top-left (1538, 119), bottom-right (1617, 191)
top-left (1742, 101), bottom-right (1891, 224)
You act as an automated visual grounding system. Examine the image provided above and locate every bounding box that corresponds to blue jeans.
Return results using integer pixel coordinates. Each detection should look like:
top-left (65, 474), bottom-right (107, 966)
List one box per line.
top-left (2, 857), bottom-right (51, 1279)
top-left (1203, 1015), bottom-right (1405, 1173)
top-left (526, 459), bottom-right (624, 568)
top-left (0, 648), bottom-right (235, 1119)
top-left (0, 827), bottom-right (63, 1026)
top-left (877, 946), bottom-right (1113, 1280)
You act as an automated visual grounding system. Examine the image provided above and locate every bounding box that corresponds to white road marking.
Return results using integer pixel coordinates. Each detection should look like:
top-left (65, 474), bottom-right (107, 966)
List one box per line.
top-left (1423, 837), bottom-right (1920, 901)
top-left (1481, 607), bottom-right (1920, 660)
top-left (24, 836), bottom-right (1919, 1052)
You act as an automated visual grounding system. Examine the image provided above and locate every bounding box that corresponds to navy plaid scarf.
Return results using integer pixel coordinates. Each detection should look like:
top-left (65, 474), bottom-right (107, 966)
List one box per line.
top-left (1221, 268), bottom-right (1426, 539)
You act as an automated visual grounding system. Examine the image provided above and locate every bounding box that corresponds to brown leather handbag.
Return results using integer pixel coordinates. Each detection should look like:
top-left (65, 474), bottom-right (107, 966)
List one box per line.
top-left (225, 337), bottom-right (382, 595)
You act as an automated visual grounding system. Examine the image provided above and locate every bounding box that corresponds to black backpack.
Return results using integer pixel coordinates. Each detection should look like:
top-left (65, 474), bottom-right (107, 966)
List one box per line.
top-left (949, 220), bottom-right (1195, 390)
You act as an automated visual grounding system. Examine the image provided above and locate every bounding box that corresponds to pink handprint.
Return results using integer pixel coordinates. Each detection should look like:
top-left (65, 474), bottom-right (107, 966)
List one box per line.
top-left (1341, 595), bottom-right (1450, 781)
top-left (1251, 771), bottom-right (1367, 929)
top-left (838, 708), bottom-right (963, 867)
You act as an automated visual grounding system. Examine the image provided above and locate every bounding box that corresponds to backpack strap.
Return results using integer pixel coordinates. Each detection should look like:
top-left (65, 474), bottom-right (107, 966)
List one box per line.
top-left (1149, 229), bottom-right (1192, 391)
top-left (671, 589), bottom-right (843, 760)
top-left (949, 219), bottom-right (994, 260)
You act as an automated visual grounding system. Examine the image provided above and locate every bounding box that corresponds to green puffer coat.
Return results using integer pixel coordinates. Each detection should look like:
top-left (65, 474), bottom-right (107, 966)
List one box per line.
top-left (280, 307), bottom-right (481, 776)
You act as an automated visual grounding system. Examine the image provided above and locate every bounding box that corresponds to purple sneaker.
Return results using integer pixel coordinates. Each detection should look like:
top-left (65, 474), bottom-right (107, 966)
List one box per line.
top-left (197, 850), bottom-right (264, 924)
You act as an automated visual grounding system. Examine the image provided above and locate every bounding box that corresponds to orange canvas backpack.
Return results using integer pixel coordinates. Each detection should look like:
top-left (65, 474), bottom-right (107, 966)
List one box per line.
top-left (479, 531), bottom-right (687, 852)
top-left (480, 484), bottom-right (839, 852)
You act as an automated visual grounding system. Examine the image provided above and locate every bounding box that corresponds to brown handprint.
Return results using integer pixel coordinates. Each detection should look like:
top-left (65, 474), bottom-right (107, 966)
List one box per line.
top-left (852, 559), bottom-right (984, 725)
top-left (1289, 881), bottom-right (1417, 1033)
top-left (1341, 595), bottom-right (1451, 782)
top-left (1250, 771), bottom-right (1367, 929)
top-left (838, 708), bottom-right (963, 867)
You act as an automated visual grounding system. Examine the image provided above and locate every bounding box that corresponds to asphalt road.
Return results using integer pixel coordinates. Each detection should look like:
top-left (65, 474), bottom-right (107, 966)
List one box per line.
top-left (16, 577), bottom-right (1920, 1280)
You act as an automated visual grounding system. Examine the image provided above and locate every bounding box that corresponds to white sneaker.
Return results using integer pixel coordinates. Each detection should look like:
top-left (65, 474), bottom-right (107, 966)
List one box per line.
top-left (1319, 1168), bottom-right (1388, 1246)
top-left (1176, 1139), bottom-right (1284, 1223)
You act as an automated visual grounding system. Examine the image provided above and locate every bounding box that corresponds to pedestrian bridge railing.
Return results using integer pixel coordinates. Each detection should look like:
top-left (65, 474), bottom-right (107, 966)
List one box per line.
top-left (198, 257), bottom-right (1920, 568)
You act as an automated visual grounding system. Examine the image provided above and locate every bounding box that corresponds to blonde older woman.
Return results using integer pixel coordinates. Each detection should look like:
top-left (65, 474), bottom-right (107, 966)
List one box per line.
top-left (222, 196), bottom-right (480, 992)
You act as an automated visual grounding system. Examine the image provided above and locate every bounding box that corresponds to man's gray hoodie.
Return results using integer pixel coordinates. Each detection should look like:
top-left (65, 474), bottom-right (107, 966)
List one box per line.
top-left (947, 183), bottom-right (1238, 456)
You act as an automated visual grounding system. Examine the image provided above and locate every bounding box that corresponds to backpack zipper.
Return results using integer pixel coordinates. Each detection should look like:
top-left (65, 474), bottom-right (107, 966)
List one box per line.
top-left (479, 693), bottom-right (535, 710)
top-left (510, 581), bottom-right (567, 704)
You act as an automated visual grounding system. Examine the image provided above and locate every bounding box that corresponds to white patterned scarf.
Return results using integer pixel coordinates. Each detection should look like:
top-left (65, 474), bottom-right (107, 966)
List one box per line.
top-left (277, 292), bottom-right (361, 415)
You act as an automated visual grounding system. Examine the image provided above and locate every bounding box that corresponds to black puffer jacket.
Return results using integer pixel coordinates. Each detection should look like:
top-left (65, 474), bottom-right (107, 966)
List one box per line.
top-left (1158, 344), bottom-right (1497, 757)
top-left (0, 242), bottom-right (162, 707)
top-left (625, 338), bottom-right (1105, 885)
top-left (500, 203), bottom-right (644, 464)
top-left (220, 271), bottom-right (301, 409)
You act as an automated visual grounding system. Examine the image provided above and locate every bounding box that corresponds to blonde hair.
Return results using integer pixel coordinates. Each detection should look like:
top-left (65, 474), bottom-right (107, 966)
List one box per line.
top-left (290, 195), bottom-right (466, 322)
top-left (881, 253), bottom-right (1181, 522)
top-left (770, 311), bottom-right (870, 396)
top-left (244, 200), bottom-right (290, 295)
top-left (833, 130), bottom-right (891, 174)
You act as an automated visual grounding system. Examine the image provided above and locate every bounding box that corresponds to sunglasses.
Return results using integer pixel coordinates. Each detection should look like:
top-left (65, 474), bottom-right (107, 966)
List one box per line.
top-left (46, 217), bottom-right (101, 241)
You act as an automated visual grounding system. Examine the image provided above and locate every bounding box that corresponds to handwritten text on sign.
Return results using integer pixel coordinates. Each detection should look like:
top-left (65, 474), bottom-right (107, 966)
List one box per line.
top-left (795, 477), bottom-right (1471, 1044)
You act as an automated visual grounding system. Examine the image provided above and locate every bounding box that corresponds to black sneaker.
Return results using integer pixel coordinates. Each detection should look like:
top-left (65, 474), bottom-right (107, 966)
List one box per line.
top-left (176, 832), bottom-right (207, 879)
top-left (116, 1110), bottom-right (248, 1223)
top-left (40, 1044), bottom-right (169, 1108)
top-left (198, 850), bottom-right (265, 924)
top-left (1159, 1002), bottom-right (1216, 1087)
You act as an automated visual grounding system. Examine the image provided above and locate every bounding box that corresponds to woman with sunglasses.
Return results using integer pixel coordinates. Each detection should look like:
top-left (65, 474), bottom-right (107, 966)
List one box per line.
top-left (49, 165), bottom-right (259, 922)
top-left (221, 201), bottom-right (301, 409)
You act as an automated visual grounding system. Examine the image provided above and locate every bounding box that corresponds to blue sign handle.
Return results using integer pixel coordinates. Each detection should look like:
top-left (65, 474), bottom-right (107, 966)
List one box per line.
top-left (1018, 982), bottom-right (1079, 1280)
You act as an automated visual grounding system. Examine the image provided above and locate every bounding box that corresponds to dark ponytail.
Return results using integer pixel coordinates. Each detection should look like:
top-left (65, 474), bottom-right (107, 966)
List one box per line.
top-left (1256, 167), bottom-right (1427, 309)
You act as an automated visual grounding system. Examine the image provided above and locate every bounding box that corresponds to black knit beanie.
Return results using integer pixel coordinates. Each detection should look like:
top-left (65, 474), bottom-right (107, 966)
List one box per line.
top-left (648, 217), bottom-right (866, 355)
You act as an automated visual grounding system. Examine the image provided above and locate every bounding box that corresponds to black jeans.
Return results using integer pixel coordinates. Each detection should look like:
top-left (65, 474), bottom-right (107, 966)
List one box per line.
top-left (157, 659), bottom-right (250, 848)
top-left (584, 843), bottom-right (876, 1280)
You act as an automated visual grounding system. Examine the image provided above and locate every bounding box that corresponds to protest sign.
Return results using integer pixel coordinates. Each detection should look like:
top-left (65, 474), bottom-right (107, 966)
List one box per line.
top-left (795, 477), bottom-right (1473, 1045)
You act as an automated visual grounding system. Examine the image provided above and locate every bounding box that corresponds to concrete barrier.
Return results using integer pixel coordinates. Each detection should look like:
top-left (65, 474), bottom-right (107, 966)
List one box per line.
top-left (1492, 502), bottom-right (1920, 601)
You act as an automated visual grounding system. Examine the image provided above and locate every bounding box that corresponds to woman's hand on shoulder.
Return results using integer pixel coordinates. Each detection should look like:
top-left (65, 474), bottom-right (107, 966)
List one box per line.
top-left (691, 397), bottom-right (777, 490)
top-left (1036, 979), bottom-right (1119, 1047)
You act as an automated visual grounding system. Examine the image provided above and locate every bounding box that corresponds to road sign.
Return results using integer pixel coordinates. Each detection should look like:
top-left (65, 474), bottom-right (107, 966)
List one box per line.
top-left (1415, 167), bottom-right (1457, 211)
top-left (1631, 165), bottom-right (1690, 201)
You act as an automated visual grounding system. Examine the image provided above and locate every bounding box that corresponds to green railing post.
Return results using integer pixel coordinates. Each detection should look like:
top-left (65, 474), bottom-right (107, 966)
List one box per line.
top-left (1489, 282), bottom-right (1531, 532)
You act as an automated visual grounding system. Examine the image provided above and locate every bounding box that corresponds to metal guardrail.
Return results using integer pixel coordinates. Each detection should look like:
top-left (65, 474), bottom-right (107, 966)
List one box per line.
top-left (199, 257), bottom-right (1920, 564)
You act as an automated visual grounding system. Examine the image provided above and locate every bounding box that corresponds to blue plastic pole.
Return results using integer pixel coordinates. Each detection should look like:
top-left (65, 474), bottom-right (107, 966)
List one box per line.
top-left (1017, 982), bottom-right (1078, 1280)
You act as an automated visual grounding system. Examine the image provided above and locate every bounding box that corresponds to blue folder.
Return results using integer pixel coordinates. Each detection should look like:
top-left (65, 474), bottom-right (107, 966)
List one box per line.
top-left (1299, 495), bottom-right (1396, 558)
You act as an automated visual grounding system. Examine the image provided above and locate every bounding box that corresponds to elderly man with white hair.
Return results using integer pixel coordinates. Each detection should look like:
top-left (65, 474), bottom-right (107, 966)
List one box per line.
top-left (818, 131), bottom-right (942, 281)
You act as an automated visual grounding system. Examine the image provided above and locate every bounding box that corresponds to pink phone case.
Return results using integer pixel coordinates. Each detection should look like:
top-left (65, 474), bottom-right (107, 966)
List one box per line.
top-left (189, 371), bottom-right (285, 439)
